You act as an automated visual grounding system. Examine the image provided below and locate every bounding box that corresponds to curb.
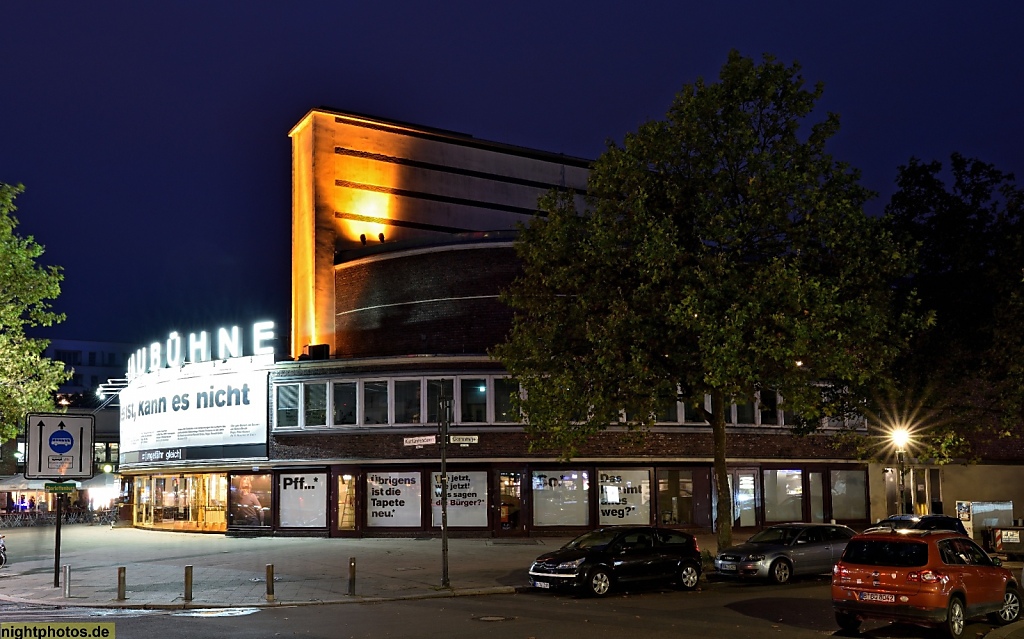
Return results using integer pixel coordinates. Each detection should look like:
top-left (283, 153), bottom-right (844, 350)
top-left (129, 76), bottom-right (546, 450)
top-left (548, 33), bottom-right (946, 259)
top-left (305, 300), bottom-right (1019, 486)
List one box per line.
top-left (0, 586), bottom-right (524, 610)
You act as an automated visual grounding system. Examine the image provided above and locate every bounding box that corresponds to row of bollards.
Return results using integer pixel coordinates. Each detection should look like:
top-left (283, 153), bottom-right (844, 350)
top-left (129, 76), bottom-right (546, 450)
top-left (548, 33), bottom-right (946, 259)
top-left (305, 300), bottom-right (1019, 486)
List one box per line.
top-left (95, 557), bottom-right (360, 602)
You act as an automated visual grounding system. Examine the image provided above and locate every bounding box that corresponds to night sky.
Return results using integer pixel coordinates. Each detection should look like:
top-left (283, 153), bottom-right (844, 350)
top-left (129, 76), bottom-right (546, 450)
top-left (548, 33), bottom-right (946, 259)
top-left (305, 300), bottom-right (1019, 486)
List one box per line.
top-left (3, 3), bottom-right (1022, 348)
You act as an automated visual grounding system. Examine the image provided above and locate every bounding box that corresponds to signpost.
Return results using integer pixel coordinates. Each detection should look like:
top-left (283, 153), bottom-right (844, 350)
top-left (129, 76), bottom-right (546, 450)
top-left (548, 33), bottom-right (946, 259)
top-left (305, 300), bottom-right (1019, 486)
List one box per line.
top-left (25, 413), bottom-right (95, 588)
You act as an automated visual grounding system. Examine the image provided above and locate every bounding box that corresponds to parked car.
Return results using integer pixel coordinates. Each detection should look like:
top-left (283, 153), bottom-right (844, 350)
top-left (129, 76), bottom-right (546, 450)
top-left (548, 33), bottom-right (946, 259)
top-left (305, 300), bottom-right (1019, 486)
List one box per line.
top-left (865, 513), bottom-right (969, 536)
top-left (832, 529), bottom-right (1021, 638)
top-left (714, 523), bottom-right (856, 584)
top-left (529, 526), bottom-right (702, 597)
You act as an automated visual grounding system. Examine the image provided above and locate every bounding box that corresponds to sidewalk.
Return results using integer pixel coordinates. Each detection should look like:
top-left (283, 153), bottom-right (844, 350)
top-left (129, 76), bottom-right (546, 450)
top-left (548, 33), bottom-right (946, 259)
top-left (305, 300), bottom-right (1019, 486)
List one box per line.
top-left (0, 525), bottom-right (598, 608)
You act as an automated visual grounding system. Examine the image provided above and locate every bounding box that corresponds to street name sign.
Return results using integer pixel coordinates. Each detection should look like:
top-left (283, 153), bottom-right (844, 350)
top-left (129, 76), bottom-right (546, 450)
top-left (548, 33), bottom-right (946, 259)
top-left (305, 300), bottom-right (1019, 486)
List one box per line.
top-left (25, 413), bottom-right (95, 480)
top-left (45, 482), bottom-right (77, 494)
top-left (403, 435), bottom-right (436, 447)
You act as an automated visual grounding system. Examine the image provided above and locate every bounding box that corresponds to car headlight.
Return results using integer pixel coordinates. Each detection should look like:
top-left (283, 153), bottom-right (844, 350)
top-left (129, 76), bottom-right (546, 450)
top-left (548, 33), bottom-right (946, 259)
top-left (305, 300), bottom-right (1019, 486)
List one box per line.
top-left (557, 558), bottom-right (586, 569)
top-left (745, 554), bottom-right (766, 562)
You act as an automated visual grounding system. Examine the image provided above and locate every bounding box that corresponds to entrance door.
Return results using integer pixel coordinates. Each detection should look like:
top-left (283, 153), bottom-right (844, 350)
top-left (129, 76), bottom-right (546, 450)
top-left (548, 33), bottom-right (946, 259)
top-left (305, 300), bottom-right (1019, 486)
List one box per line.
top-left (495, 470), bottom-right (526, 536)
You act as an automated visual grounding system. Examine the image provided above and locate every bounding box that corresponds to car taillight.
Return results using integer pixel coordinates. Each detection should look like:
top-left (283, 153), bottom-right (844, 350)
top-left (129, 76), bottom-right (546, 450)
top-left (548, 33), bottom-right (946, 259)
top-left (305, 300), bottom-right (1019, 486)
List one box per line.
top-left (694, 539), bottom-right (699, 553)
top-left (907, 570), bottom-right (947, 584)
top-left (833, 564), bottom-right (850, 578)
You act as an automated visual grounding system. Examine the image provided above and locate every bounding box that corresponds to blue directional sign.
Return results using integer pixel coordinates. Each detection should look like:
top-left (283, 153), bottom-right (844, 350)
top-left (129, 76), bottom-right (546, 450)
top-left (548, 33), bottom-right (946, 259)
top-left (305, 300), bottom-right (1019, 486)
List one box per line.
top-left (24, 413), bottom-right (95, 480)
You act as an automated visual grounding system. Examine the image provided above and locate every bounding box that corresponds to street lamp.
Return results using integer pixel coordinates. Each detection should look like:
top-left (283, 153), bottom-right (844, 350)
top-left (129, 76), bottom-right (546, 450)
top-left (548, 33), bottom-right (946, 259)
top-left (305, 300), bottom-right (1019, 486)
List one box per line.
top-left (892, 427), bottom-right (910, 515)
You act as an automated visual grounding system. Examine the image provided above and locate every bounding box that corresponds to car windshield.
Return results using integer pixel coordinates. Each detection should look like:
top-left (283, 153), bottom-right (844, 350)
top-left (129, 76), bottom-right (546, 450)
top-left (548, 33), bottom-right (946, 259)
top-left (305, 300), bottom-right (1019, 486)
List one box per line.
top-left (564, 529), bottom-right (621, 550)
top-left (842, 540), bottom-right (929, 567)
top-left (747, 526), bottom-right (801, 545)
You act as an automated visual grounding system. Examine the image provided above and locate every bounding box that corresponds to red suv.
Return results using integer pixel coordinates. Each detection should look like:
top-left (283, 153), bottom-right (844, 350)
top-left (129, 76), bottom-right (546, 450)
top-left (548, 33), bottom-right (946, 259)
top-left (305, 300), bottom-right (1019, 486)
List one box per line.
top-left (832, 529), bottom-right (1021, 638)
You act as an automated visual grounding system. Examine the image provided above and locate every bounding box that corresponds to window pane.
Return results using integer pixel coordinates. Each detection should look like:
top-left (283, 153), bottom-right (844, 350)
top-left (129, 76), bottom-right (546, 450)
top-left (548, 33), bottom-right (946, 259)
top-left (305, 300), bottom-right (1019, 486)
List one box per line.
top-left (304, 383), bottom-right (327, 427)
top-left (460, 378), bottom-right (487, 422)
top-left (276, 384), bottom-right (299, 428)
top-left (228, 473), bottom-right (272, 528)
top-left (363, 381), bottom-right (389, 424)
top-left (598, 469), bottom-right (650, 525)
top-left (656, 399), bottom-right (678, 423)
top-left (759, 390), bottom-right (779, 426)
top-left (764, 469), bottom-right (803, 522)
top-left (427, 378), bottom-right (454, 423)
top-left (493, 377), bottom-right (518, 422)
top-left (830, 469), bottom-right (867, 520)
top-left (656, 470), bottom-right (694, 525)
top-left (333, 382), bottom-right (356, 425)
top-left (394, 380), bottom-right (421, 424)
top-left (684, 399), bottom-right (707, 423)
top-left (532, 470), bottom-right (589, 526)
top-left (735, 400), bottom-right (755, 424)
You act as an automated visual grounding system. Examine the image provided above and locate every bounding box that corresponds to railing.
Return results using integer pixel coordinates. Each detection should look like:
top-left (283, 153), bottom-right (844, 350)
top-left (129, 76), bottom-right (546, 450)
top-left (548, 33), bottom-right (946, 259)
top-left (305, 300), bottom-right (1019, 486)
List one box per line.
top-left (0, 509), bottom-right (118, 528)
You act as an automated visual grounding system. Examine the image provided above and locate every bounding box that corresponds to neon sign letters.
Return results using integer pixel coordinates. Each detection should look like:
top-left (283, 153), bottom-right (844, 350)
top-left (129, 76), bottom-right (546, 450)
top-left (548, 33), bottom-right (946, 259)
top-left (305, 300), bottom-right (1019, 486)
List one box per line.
top-left (126, 321), bottom-right (275, 380)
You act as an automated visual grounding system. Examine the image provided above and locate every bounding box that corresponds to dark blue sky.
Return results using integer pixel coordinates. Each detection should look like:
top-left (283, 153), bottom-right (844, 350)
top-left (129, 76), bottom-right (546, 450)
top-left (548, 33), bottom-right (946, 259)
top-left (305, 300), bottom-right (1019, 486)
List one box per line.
top-left (3, 2), bottom-right (1022, 346)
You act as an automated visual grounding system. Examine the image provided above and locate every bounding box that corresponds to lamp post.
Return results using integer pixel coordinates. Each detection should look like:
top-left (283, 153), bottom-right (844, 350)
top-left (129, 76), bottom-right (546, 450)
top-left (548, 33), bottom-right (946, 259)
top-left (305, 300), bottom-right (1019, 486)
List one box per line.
top-left (892, 427), bottom-right (910, 516)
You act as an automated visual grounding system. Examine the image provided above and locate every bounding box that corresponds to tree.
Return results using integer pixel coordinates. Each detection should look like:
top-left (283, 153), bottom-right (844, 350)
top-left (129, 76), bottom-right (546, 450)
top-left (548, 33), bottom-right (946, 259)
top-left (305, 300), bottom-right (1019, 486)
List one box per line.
top-left (493, 51), bottom-right (923, 551)
top-left (886, 154), bottom-right (1024, 458)
top-left (0, 183), bottom-right (69, 443)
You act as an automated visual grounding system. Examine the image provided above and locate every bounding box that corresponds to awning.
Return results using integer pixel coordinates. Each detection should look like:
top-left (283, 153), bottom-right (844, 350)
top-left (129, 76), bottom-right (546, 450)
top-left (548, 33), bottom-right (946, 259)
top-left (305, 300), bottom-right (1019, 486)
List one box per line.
top-left (79, 473), bottom-right (120, 489)
top-left (0, 475), bottom-right (82, 491)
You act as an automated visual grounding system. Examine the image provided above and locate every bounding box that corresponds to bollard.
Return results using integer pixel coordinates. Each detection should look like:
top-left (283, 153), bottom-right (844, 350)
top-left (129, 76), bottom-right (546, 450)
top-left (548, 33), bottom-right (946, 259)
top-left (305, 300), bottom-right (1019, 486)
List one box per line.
top-left (62, 565), bottom-right (71, 598)
top-left (117, 566), bottom-right (126, 601)
top-left (184, 565), bottom-right (193, 602)
top-left (348, 557), bottom-right (356, 596)
top-left (266, 564), bottom-right (275, 602)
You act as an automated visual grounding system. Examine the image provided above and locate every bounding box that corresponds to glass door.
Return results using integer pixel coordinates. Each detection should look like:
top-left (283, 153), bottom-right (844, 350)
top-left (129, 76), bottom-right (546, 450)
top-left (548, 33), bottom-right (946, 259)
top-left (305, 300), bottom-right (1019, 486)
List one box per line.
top-left (495, 470), bottom-right (525, 536)
top-left (731, 470), bottom-right (758, 528)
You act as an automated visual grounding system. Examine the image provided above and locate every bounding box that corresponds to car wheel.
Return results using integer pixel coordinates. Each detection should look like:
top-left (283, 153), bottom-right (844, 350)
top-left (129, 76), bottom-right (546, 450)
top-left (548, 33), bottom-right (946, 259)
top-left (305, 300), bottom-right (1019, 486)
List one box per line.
top-left (585, 567), bottom-right (612, 597)
top-left (769, 558), bottom-right (792, 585)
top-left (944, 596), bottom-right (966, 639)
top-left (834, 611), bottom-right (861, 632)
top-left (677, 561), bottom-right (700, 590)
top-left (988, 587), bottom-right (1022, 625)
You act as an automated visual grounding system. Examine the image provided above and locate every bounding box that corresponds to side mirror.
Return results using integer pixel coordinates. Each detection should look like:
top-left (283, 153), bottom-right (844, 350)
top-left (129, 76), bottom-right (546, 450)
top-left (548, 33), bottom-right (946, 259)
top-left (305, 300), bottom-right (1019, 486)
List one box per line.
top-left (992, 557), bottom-right (1003, 567)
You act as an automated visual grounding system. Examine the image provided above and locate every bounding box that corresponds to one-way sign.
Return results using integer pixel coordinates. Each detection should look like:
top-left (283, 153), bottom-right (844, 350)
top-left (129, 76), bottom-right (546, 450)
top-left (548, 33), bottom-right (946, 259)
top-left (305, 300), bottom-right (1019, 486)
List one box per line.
top-left (25, 413), bottom-right (95, 480)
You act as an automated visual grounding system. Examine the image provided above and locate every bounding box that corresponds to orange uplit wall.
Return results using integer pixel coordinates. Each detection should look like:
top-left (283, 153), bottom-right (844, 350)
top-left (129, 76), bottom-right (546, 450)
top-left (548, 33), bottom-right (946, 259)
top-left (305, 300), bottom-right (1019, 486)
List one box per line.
top-left (288, 108), bottom-right (591, 360)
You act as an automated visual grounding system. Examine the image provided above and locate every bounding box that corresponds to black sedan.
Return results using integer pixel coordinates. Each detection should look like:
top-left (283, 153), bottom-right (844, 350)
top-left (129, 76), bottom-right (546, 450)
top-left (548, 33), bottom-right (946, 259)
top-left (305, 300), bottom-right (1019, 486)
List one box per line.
top-left (529, 526), bottom-right (703, 596)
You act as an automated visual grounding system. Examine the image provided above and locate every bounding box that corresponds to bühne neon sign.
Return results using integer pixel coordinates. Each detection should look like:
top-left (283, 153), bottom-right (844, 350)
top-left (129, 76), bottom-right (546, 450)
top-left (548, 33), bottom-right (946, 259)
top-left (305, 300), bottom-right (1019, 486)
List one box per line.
top-left (126, 321), bottom-right (275, 380)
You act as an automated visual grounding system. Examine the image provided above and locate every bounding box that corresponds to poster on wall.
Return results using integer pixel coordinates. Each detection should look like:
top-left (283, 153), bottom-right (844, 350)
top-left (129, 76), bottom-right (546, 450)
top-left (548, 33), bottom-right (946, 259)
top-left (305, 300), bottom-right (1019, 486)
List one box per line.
top-left (279, 472), bottom-right (327, 527)
top-left (367, 471), bottom-right (422, 527)
top-left (598, 469), bottom-right (651, 525)
top-left (431, 471), bottom-right (488, 527)
top-left (532, 470), bottom-right (589, 526)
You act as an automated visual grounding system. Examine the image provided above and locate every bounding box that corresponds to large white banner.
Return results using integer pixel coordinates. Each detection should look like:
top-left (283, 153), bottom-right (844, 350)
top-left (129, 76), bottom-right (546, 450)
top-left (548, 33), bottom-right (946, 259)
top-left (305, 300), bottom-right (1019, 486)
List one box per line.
top-left (279, 472), bottom-right (327, 527)
top-left (119, 367), bottom-right (268, 455)
top-left (431, 471), bottom-right (488, 527)
top-left (367, 471), bottom-right (422, 527)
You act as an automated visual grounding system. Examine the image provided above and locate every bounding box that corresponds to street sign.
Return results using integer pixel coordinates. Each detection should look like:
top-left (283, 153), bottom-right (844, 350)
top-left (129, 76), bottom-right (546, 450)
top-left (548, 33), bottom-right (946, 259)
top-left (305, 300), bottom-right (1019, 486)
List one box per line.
top-left (403, 435), bottom-right (436, 447)
top-left (25, 413), bottom-right (95, 480)
top-left (45, 482), bottom-right (76, 494)
top-left (449, 435), bottom-right (478, 446)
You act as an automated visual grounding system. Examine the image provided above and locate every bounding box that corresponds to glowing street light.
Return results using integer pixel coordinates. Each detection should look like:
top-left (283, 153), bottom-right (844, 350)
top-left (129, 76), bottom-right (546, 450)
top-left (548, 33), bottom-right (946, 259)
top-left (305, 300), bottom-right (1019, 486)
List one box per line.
top-left (892, 427), bottom-right (910, 515)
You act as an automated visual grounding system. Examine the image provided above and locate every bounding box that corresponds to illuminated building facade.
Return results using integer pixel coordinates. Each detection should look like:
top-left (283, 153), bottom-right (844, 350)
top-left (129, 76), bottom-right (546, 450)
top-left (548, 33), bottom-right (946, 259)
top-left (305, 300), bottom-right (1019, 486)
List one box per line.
top-left (118, 109), bottom-right (1024, 537)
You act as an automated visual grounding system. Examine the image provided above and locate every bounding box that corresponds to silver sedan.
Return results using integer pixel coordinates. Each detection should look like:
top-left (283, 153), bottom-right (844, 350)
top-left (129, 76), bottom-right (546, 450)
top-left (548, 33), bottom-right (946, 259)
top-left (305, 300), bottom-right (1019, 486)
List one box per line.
top-left (714, 523), bottom-right (856, 584)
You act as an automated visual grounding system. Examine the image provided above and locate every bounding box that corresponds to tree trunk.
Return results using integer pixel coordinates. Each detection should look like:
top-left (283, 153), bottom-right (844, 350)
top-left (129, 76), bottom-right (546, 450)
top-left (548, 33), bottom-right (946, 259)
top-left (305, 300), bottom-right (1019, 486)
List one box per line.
top-left (711, 389), bottom-right (732, 553)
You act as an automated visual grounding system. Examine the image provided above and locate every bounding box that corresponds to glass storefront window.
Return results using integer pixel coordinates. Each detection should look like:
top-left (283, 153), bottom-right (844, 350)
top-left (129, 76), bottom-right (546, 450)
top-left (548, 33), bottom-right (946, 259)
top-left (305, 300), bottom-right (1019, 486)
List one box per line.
top-left (532, 470), bottom-right (589, 526)
top-left (493, 378), bottom-right (518, 422)
top-left (367, 471), bottom-right (421, 527)
top-left (460, 379), bottom-right (487, 423)
top-left (229, 473), bottom-right (272, 527)
top-left (656, 470), bottom-right (694, 525)
top-left (431, 471), bottom-right (488, 527)
top-left (830, 469), bottom-right (867, 520)
top-left (394, 380), bottom-right (421, 424)
top-left (764, 469), bottom-right (803, 522)
top-left (133, 473), bottom-right (227, 531)
top-left (363, 381), bottom-right (389, 425)
top-left (304, 383), bottom-right (327, 427)
top-left (333, 381), bottom-right (356, 425)
top-left (276, 384), bottom-right (299, 427)
top-left (279, 472), bottom-right (327, 527)
top-left (427, 379), bottom-right (454, 423)
top-left (598, 469), bottom-right (650, 525)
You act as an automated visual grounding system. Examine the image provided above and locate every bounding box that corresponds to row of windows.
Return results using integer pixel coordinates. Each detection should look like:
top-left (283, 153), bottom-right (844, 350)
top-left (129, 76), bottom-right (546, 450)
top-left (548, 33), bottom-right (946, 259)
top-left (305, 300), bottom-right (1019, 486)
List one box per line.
top-left (272, 376), bottom-right (812, 430)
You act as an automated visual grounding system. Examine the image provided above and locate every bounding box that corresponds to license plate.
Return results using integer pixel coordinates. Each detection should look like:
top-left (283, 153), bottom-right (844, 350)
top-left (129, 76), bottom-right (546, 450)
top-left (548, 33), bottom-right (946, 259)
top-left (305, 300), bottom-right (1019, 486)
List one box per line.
top-left (720, 563), bottom-right (737, 572)
top-left (858, 592), bottom-right (895, 602)
top-left (534, 581), bottom-right (550, 589)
